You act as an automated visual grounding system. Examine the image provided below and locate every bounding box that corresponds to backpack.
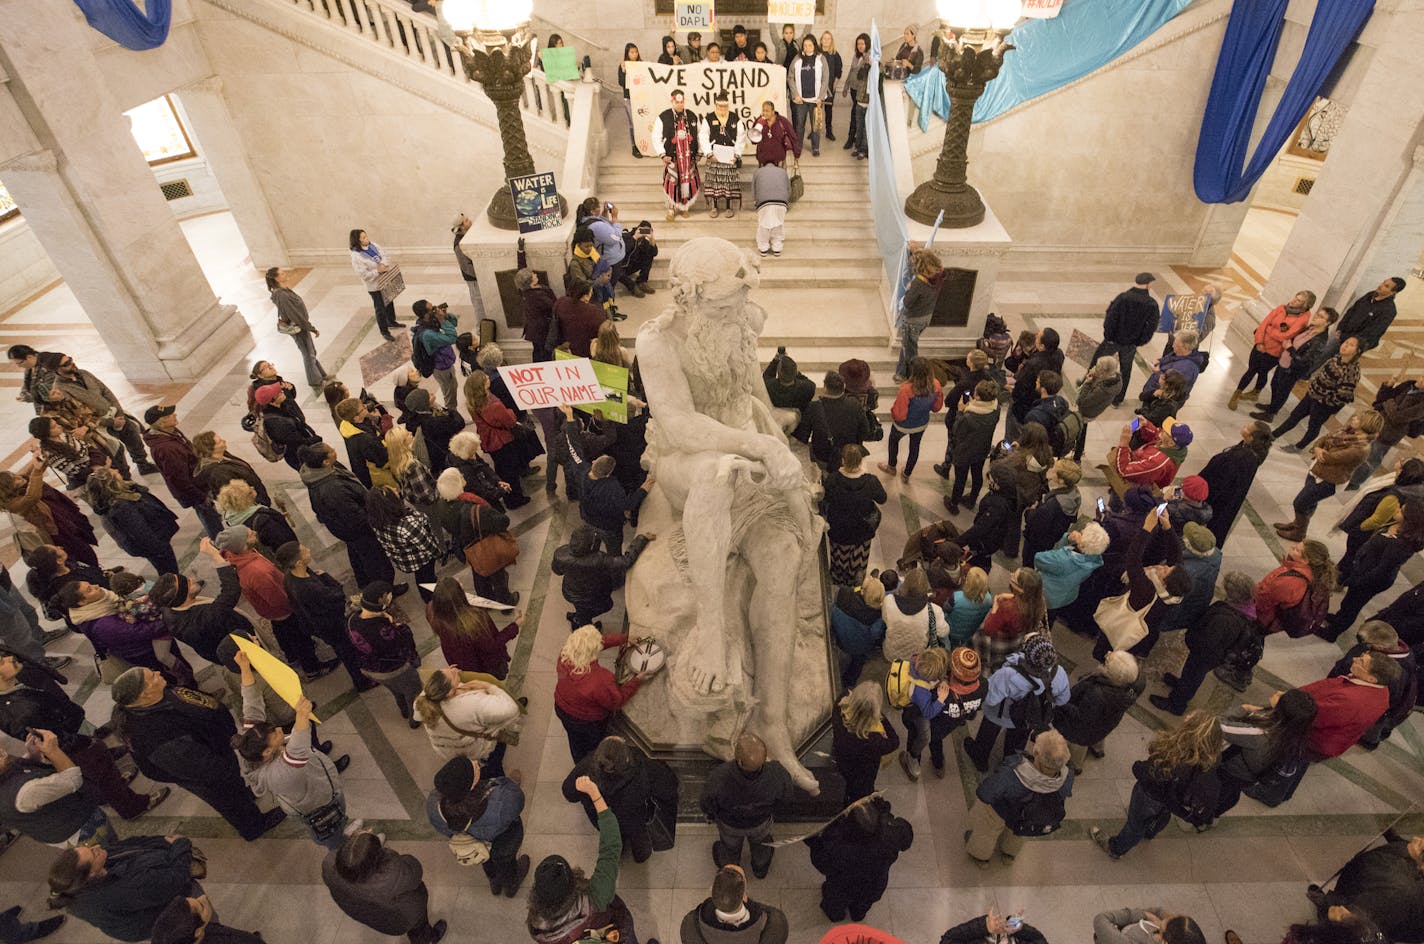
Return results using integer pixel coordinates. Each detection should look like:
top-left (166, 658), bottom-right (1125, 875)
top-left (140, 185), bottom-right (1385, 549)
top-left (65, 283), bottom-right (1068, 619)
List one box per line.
top-left (1006, 662), bottom-right (1055, 734)
top-left (1271, 569), bottom-right (1327, 638)
top-left (250, 413), bottom-right (284, 463)
top-left (885, 659), bottom-right (932, 709)
top-left (1213, 631), bottom-right (1264, 692)
top-left (1004, 787), bottom-right (1066, 836)
top-left (1172, 768), bottom-right (1221, 828)
top-left (410, 325), bottom-right (436, 378)
top-left (1051, 410), bottom-right (1083, 458)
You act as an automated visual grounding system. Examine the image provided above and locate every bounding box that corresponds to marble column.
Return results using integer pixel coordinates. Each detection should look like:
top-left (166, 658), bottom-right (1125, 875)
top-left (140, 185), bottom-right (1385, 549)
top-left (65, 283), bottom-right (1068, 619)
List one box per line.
top-left (175, 76), bottom-right (290, 270)
top-left (1242, 4), bottom-right (1424, 329)
top-left (0, 0), bottom-right (252, 383)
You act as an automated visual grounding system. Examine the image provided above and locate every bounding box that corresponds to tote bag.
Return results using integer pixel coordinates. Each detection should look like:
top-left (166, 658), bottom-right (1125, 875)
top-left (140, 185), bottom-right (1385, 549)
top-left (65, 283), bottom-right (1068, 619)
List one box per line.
top-left (1093, 590), bottom-right (1152, 651)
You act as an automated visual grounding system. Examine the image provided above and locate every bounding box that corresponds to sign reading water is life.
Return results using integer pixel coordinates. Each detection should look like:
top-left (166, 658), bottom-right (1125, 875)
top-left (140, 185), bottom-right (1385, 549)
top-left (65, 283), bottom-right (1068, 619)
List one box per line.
top-left (496, 359), bottom-right (607, 409)
top-left (675, 1), bottom-right (713, 29)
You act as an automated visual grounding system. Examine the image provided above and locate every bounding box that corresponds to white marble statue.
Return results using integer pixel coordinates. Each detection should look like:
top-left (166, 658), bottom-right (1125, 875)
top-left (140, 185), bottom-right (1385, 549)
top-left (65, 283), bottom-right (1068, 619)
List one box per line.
top-left (634, 236), bottom-right (825, 793)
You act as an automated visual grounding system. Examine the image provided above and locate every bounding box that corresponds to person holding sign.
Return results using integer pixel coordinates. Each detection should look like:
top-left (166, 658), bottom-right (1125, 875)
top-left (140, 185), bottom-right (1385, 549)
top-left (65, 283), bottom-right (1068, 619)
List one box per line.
top-left (653, 90), bottom-right (701, 221)
top-left (617, 44), bottom-right (643, 158)
top-left (789, 35), bottom-right (830, 158)
top-left (701, 92), bottom-right (746, 219)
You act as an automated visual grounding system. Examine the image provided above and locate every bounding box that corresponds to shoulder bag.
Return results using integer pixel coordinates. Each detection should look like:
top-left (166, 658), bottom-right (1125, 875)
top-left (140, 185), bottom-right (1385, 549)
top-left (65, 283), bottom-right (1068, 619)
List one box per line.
top-left (1093, 589), bottom-right (1152, 651)
top-left (789, 160), bottom-right (805, 203)
top-left (465, 504), bottom-right (519, 577)
top-left (300, 757), bottom-right (347, 842)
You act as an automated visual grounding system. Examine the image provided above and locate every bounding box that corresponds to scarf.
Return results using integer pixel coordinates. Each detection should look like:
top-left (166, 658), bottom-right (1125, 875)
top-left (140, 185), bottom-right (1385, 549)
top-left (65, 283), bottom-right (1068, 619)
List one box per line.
top-left (69, 588), bottom-right (122, 624)
top-left (714, 904), bottom-right (751, 926)
top-left (359, 244), bottom-right (381, 260)
top-left (222, 504), bottom-right (261, 527)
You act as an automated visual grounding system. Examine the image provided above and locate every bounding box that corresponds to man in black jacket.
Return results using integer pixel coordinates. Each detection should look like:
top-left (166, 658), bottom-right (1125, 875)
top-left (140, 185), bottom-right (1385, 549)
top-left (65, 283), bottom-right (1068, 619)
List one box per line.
top-left (806, 372), bottom-right (872, 470)
top-left (150, 537), bottom-right (254, 665)
top-left (550, 526), bottom-right (652, 628)
top-left (1151, 572), bottom-right (1257, 715)
top-left (762, 350), bottom-right (816, 442)
top-left (1008, 328), bottom-right (1064, 440)
top-left (297, 445), bottom-right (399, 592)
top-left (1310, 832), bottom-right (1424, 944)
top-left (1347, 372), bottom-right (1424, 490)
top-left (1325, 276), bottom-right (1406, 358)
top-left (680, 865), bottom-right (789, 944)
top-left (577, 456), bottom-right (653, 555)
top-left (699, 734), bottom-right (794, 878)
top-left (1092, 273), bottom-right (1159, 406)
top-left (109, 667), bottom-right (283, 841)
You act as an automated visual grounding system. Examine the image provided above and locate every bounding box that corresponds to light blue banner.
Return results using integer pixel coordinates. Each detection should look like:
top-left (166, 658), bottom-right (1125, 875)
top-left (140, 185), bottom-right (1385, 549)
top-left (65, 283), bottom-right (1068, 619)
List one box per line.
top-left (867, 22), bottom-right (909, 323)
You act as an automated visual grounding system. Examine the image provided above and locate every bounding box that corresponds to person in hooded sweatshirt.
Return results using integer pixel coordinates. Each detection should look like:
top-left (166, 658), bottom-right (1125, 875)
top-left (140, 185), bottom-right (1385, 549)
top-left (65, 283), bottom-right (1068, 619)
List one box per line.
top-left (679, 865), bottom-right (789, 944)
top-left (699, 733), bottom-right (794, 878)
top-left (807, 794), bottom-right (912, 922)
top-left (1152, 572), bottom-right (1258, 716)
top-left (1021, 458), bottom-right (1082, 567)
top-left (1033, 522), bottom-right (1109, 614)
top-left (963, 635), bottom-right (1070, 772)
top-left (964, 729), bottom-right (1073, 865)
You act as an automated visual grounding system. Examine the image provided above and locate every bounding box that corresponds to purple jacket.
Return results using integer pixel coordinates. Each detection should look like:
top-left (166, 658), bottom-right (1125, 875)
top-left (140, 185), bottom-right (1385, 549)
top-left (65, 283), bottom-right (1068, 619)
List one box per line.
top-left (82, 613), bottom-right (169, 665)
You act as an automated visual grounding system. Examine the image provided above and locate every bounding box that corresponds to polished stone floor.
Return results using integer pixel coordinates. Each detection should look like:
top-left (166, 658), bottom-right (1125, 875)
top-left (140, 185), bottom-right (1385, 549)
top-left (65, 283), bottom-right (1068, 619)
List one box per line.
top-left (1, 209), bottom-right (1422, 944)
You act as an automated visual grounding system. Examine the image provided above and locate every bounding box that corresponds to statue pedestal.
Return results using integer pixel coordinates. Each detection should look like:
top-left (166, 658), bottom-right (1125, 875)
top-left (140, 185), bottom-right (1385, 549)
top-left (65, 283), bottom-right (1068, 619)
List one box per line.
top-left (457, 217), bottom-right (574, 360)
top-left (618, 457), bottom-right (845, 819)
top-left (898, 198), bottom-right (1014, 357)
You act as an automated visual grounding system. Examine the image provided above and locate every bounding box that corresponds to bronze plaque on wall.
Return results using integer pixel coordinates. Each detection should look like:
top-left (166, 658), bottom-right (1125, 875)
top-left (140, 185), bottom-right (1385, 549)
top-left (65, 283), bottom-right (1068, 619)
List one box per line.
top-left (932, 268), bottom-right (976, 328)
top-left (492, 269), bottom-right (551, 330)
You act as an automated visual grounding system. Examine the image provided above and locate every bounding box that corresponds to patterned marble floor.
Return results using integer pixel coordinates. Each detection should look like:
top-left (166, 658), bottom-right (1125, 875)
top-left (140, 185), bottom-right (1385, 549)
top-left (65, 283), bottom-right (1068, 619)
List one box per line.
top-left (0, 213), bottom-right (1421, 944)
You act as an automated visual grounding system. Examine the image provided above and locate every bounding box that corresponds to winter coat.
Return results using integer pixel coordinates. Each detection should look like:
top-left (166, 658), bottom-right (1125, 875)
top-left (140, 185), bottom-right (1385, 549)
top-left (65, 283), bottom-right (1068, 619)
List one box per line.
top-left (300, 464), bottom-right (377, 543)
top-left (1076, 372), bottom-right (1124, 420)
top-left (830, 587), bottom-right (886, 658)
top-left (1376, 579), bottom-right (1424, 647)
top-left (975, 752), bottom-right (1073, 825)
top-left (1021, 487), bottom-right (1080, 567)
top-left (806, 798), bottom-right (912, 909)
top-left (1054, 674), bottom-right (1143, 747)
top-left (1343, 530), bottom-right (1423, 595)
top-left (322, 843), bottom-right (430, 937)
top-left (141, 427), bottom-right (206, 507)
top-left (1309, 429), bottom-right (1371, 484)
top-left (1252, 306), bottom-right (1311, 358)
top-left (889, 381), bottom-right (943, 433)
top-left (160, 565), bottom-right (252, 664)
top-left (981, 653), bottom-right (1071, 729)
top-left (551, 535), bottom-right (650, 616)
top-left (1033, 539), bottom-right (1103, 610)
top-left (260, 400), bottom-right (321, 468)
top-left (1331, 839), bottom-right (1424, 941)
top-left (554, 634), bottom-right (642, 722)
top-left (1023, 395), bottom-right (1069, 437)
top-left (1011, 349), bottom-right (1065, 421)
top-left (1300, 675), bottom-right (1389, 758)
top-left (1305, 355), bottom-right (1361, 409)
top-left (1254, 557), bottom-right (1314, 632)
top-left (93, 489), bottom-right (179, 561)
top-left (338, 419), bottom-right (394, 490)
top-left (1130, 757), bottom-right (1219, 822)
top-left (61, 835), bottom-right (195, 941)
top-left (192, 453), bottom-right (269, 506)
top-left (821, 470), bottom-right (887, 545)
top-left (949, 400), bottom-right (1001, 468)
top-left (1337, 290), bottom-right (1398, 351)
top-left (700, 758), bottom-right (792, 828)
top-left (681, 899), bottom-right (789, 944)
top-left (1140, 350), bottom-right (1206, 398)
top-left (959, 488), bottom-right (1016, 561)
top-left (564, 745), bottom-right (679, 838)
top-left (1198, 441), bottom-right (1266, 548)
top-left (1372, 380), bottom-right (1424, 445)
top-left (1102, 287), bottom-right (1158, 346)
top-left (1184, 600), bottom-right (1258, 672)
top-left (881, 594), bottom-right (947, 662)
top-left (807, 395), bottom-right (872, 465)
top-left (1159, 545), bottom-right (1222, 632)
top-left (1330, 641), bottom-right (1418, 725)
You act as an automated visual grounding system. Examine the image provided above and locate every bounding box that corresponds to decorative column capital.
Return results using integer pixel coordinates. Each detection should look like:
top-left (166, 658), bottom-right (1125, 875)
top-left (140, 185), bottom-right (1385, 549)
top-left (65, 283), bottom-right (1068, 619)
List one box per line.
top-left (0, 149), bottom-right (58, 174)
top-left (457, 42), bottom-right (533, 88)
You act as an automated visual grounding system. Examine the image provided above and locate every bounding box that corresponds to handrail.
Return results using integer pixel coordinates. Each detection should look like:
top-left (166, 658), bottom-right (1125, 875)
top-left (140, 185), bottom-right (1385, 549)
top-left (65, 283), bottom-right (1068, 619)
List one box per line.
top-left (529, 18), bottom-right (608, 53)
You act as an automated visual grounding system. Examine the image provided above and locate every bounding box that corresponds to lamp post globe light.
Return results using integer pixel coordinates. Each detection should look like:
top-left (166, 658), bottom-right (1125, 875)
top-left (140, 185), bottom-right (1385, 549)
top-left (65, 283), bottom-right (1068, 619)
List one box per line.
top-left (903, 0), bottom-right (1020, 228)
top-left (439, 0), bottom-right (567, 230)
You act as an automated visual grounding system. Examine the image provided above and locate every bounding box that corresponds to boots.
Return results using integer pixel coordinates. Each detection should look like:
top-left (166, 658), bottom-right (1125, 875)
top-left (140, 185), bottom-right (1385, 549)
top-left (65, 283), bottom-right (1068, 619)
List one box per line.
top-left (1273, 513), bottom-right (1310, 541)
top-left (1228, 389), bottom-right (1243, 411)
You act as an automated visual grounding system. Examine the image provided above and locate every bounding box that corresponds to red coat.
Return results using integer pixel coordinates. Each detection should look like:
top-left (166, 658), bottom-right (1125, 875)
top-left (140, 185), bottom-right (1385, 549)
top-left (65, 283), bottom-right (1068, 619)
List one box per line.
top-left (141, 427), bottom-right (205, 508)
top-left (553, 296), bottom-right (607, 358)
top-left (1254, 558), bottom-right (1312, 631)
top-left (1252, 306), bottom-right (1310, 359)
top-left (553, 633), bottom-right (642, 721)
top-left (474, 398), bottom-right (518, 453)
top-left (223, 548), bottom-right (292, 621)
top-left (1114, 442), bottom-right (1177, 489)
top-left (1300, 676), bottom-right (1388, 759)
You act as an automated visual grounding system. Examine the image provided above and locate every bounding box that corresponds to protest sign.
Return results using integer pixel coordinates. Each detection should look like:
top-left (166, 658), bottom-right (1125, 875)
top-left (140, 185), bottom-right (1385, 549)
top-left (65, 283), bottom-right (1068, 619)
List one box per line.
top-left (496, 359), bottom-right (608, 411)
top-left (1021, 0), bottom-right (1063, 17)
top-left (767, 0), bottom-right (815, 25)
top-left (556, 348), bottom-right (631, 423)
top-left (1158, 293), bottom-right (1213, 335)
top-left (540, 46), bottom-right (580, 82)
top-left (229, 634), bottom-right (320, 722)
top-left (509, 171), bottom-right (563, 234)
top-left (625, 61), bottom-right (787, 157)
top-left (675, 0), bottom-right (714, 29)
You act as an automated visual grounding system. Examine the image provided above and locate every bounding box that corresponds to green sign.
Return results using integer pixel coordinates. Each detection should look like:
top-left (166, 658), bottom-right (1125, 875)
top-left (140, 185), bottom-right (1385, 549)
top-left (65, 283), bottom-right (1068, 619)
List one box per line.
top-left (541, 46), bottom-right (580, 83)
top-left (556, 349), bottom-right (630, 423)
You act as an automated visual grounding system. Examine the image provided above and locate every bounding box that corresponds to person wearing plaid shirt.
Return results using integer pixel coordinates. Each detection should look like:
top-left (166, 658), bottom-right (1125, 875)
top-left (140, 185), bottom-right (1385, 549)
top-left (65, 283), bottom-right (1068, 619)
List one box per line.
top-left (368, 486), bottom-right (444, 602)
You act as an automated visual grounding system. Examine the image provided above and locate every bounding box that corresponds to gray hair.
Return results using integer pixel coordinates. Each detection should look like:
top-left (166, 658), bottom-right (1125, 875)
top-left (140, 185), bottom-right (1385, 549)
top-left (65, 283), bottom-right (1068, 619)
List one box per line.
top-left (1221, 571), bottom-right (1254, 606)
top-left (1174, 329), bottom-right (1200, 351)
top-left (1094, 355), bottom-right (1120, 377)
top-left (448, 430), bottom-right (482, 460)
top-left (476, 344), bottom-right (505, 370)
top-left (1031, 729), bottom-right (1070, 773)
top-left (1103, 650), bottom-right (1139, 687)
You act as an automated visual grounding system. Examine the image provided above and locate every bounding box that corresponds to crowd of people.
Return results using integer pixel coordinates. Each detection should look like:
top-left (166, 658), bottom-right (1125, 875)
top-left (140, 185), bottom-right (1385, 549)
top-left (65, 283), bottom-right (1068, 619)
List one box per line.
top-left (2, 72), bottom-right (1423, 943)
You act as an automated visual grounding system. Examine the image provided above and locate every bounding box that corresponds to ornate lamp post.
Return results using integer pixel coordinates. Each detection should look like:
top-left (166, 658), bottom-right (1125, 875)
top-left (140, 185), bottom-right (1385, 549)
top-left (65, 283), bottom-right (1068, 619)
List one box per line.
top-left (904, 0), bottom-right (1020, 228)
top-left (438, 0), bottom-right (567, 230)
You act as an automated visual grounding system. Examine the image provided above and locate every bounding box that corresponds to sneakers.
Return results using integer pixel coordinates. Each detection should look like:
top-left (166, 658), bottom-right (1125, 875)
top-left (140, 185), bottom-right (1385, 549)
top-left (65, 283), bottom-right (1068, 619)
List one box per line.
top-left (899, 750), bottom-right (920, 781)
top-left (1090, 826), bottom-right (1120, 860)
top-left (759, 249), bottom-right (770, 258)
top-left (725, 208), bottom-right (736, 219)
top-left (710, 208), bottom-right (720, 219)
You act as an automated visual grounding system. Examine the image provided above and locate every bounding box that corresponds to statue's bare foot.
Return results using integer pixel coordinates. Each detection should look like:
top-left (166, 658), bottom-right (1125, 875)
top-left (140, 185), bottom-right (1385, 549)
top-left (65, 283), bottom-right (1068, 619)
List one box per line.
top-left (682, 624), bottom-right (729, 695)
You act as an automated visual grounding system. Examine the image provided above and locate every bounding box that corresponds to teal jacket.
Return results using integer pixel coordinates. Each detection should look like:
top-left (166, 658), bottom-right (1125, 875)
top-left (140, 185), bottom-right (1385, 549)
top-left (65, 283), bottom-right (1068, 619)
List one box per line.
top-left (1034, 536), bottom-right (1103, 609)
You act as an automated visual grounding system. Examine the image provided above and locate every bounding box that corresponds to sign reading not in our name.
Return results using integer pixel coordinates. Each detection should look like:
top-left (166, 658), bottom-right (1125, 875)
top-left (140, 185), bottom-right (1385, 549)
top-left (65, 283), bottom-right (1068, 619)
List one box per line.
top-left (496, 359), bottom-right (607, 410)
top-left (766, 0), bottom-right (815, 24)
top-left (508, 171), bottom-right (562, 234)
top-left (675, 1), bottom-right (714, 29)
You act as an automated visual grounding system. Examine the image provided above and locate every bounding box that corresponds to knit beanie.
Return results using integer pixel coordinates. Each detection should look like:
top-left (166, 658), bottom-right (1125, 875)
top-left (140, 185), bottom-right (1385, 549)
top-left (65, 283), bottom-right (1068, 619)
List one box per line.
top-left (532, 856), bottom-right (576, 909)
top-left (360, 581), bottom-right (394, 611)
top-left (433, 756), bottom-right (475, 800)
top-left (1124, 485), bottom-right (1156, 514)
top-left (405, 388), bottom-right (431, 413)
top-left (253, 383), bottom-right (283, 407)
top-left (213, 526), bottom-right (250, 553)
top-left (1022, 635), bottom-right (1057, 677)
top-left (1181, 475), bottom-right (1209, 502)
top-left (950, 647), bottom-right (980, 684)
top-left (1183, 522), bottom-right (1217, 555)
top-left (111, 667), bottom-right (147, 707)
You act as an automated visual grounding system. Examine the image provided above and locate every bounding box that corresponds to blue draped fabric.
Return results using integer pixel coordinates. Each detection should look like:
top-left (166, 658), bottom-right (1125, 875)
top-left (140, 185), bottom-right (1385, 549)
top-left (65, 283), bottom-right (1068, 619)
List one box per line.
top-left (867, 23), bottom-right (909, 313)
top-left (72, 0), bottom-right (173, 51)
top-left (905, 64), bottom-right (951, 132)
top-left (1192, 0), bottom-right (1374, 204)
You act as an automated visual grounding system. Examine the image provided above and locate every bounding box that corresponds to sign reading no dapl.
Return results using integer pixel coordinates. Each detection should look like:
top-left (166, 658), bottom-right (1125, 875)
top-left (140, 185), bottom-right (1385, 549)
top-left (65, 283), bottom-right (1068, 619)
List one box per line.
top-left (675, 1), bottom-right (713, 29)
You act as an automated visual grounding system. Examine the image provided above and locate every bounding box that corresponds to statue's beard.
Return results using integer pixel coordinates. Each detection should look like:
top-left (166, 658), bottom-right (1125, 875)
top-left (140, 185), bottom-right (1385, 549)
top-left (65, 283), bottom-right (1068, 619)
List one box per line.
top-left (683, 304), bottom-right (760, 420)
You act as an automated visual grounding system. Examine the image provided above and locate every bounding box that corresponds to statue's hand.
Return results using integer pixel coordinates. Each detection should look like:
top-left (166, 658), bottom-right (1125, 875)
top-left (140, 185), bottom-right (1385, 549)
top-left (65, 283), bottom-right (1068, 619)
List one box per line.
top-left (755, 437), bottom-right (803, 491)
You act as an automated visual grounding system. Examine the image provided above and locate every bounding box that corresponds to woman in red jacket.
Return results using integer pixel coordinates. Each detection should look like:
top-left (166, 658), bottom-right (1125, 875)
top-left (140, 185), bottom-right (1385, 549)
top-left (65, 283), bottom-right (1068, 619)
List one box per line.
top-left (554, 625), bottom-right (647, 763)
top-left (1230, 290), bottom-right (1314, 410)
top-left (1254, 540), bottom-right (1336, 635)
top-left (465, 371), bottom-right (535, 511)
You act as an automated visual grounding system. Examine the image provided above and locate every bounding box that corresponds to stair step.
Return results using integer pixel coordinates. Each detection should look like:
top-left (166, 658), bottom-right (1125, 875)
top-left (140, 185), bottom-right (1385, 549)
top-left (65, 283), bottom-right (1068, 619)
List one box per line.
top-left (603, 204), bottom-right (872, 224)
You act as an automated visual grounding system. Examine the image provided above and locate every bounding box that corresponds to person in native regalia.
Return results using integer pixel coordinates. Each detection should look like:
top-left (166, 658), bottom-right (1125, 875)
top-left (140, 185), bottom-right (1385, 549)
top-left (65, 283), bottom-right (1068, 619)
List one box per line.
top-left (653, 89), bottom-right (701, 221)
top-left (700, 91), bottom-right (747, 219)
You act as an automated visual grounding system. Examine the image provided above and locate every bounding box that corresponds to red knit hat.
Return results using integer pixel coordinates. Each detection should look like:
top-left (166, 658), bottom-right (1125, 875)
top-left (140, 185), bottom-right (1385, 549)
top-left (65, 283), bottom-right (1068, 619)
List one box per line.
top-left (1181, 475), bottom-right (1209, 502)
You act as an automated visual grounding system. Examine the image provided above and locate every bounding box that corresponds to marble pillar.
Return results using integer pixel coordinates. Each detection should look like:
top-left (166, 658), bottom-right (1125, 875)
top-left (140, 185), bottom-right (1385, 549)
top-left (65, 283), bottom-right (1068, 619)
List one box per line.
top-left (175, 76), bottom-right (290, 270)
top-left (459, 217), bottom-right (577, 360)
top-left (1241, 4), bottom-right (1424, 332)
top-left (0, 0), bottom-right (252, 383)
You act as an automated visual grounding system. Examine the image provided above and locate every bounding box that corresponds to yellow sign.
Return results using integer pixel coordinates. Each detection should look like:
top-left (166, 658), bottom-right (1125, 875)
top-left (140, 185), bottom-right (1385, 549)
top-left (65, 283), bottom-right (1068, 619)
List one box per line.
top-left (229, 634), bottom-right (320, 722)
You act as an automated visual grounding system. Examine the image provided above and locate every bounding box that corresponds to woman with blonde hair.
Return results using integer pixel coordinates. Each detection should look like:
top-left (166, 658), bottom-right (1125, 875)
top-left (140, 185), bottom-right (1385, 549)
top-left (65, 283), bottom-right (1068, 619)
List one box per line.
top-left (553, 624), bottom-right (648, 762)
top-left (466, 371), bottom-right (532, 510)
top-left (1092, 711), bottom-right (1223, 858)
top-left (384, 424), bottom-right (438, 516)
top-left (85, 467), bottom-right (179, 575)
top-left (414, 664), bottom-right (521, 772)
top-left (947, 566), bottom-right (991, 646)
top-left (590, 321), bottom-right (633, 371)
top-left (1055, 649), bottom-right (1143, 773)
top-left (216, 478), bottom-right (296, 554)
top-left (426, 576), bottom-right (521, 679)
top-left (830, 679), bottom-right (899, 805)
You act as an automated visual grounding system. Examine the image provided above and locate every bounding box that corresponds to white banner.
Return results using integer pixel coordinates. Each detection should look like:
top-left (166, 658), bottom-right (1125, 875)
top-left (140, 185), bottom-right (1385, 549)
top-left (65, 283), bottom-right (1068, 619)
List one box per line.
top-left (625, 62), bottom-right (788, 158)
top-left (674, 0), bottom-right (714, 29)
top-left (1021, 0), bottom-right (1064, 17)
top-left (496, 359), bottom-right (606, 410)
top-left (767, 0), bottom-right (815, 25)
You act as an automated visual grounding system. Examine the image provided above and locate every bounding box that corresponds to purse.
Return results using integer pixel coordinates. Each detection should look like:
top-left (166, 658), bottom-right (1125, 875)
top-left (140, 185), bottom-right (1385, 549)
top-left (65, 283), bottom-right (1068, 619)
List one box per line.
top-left (448, 832), bottom-right (491, 865)
top-left (789, 164), bottom-right (805, 203)
top-left (300, 760), bottom-right (347, 841)
top-left (466, 505), bottom-right (519, 577)
top-left (1094, 590), bottom-right (1152, 650)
